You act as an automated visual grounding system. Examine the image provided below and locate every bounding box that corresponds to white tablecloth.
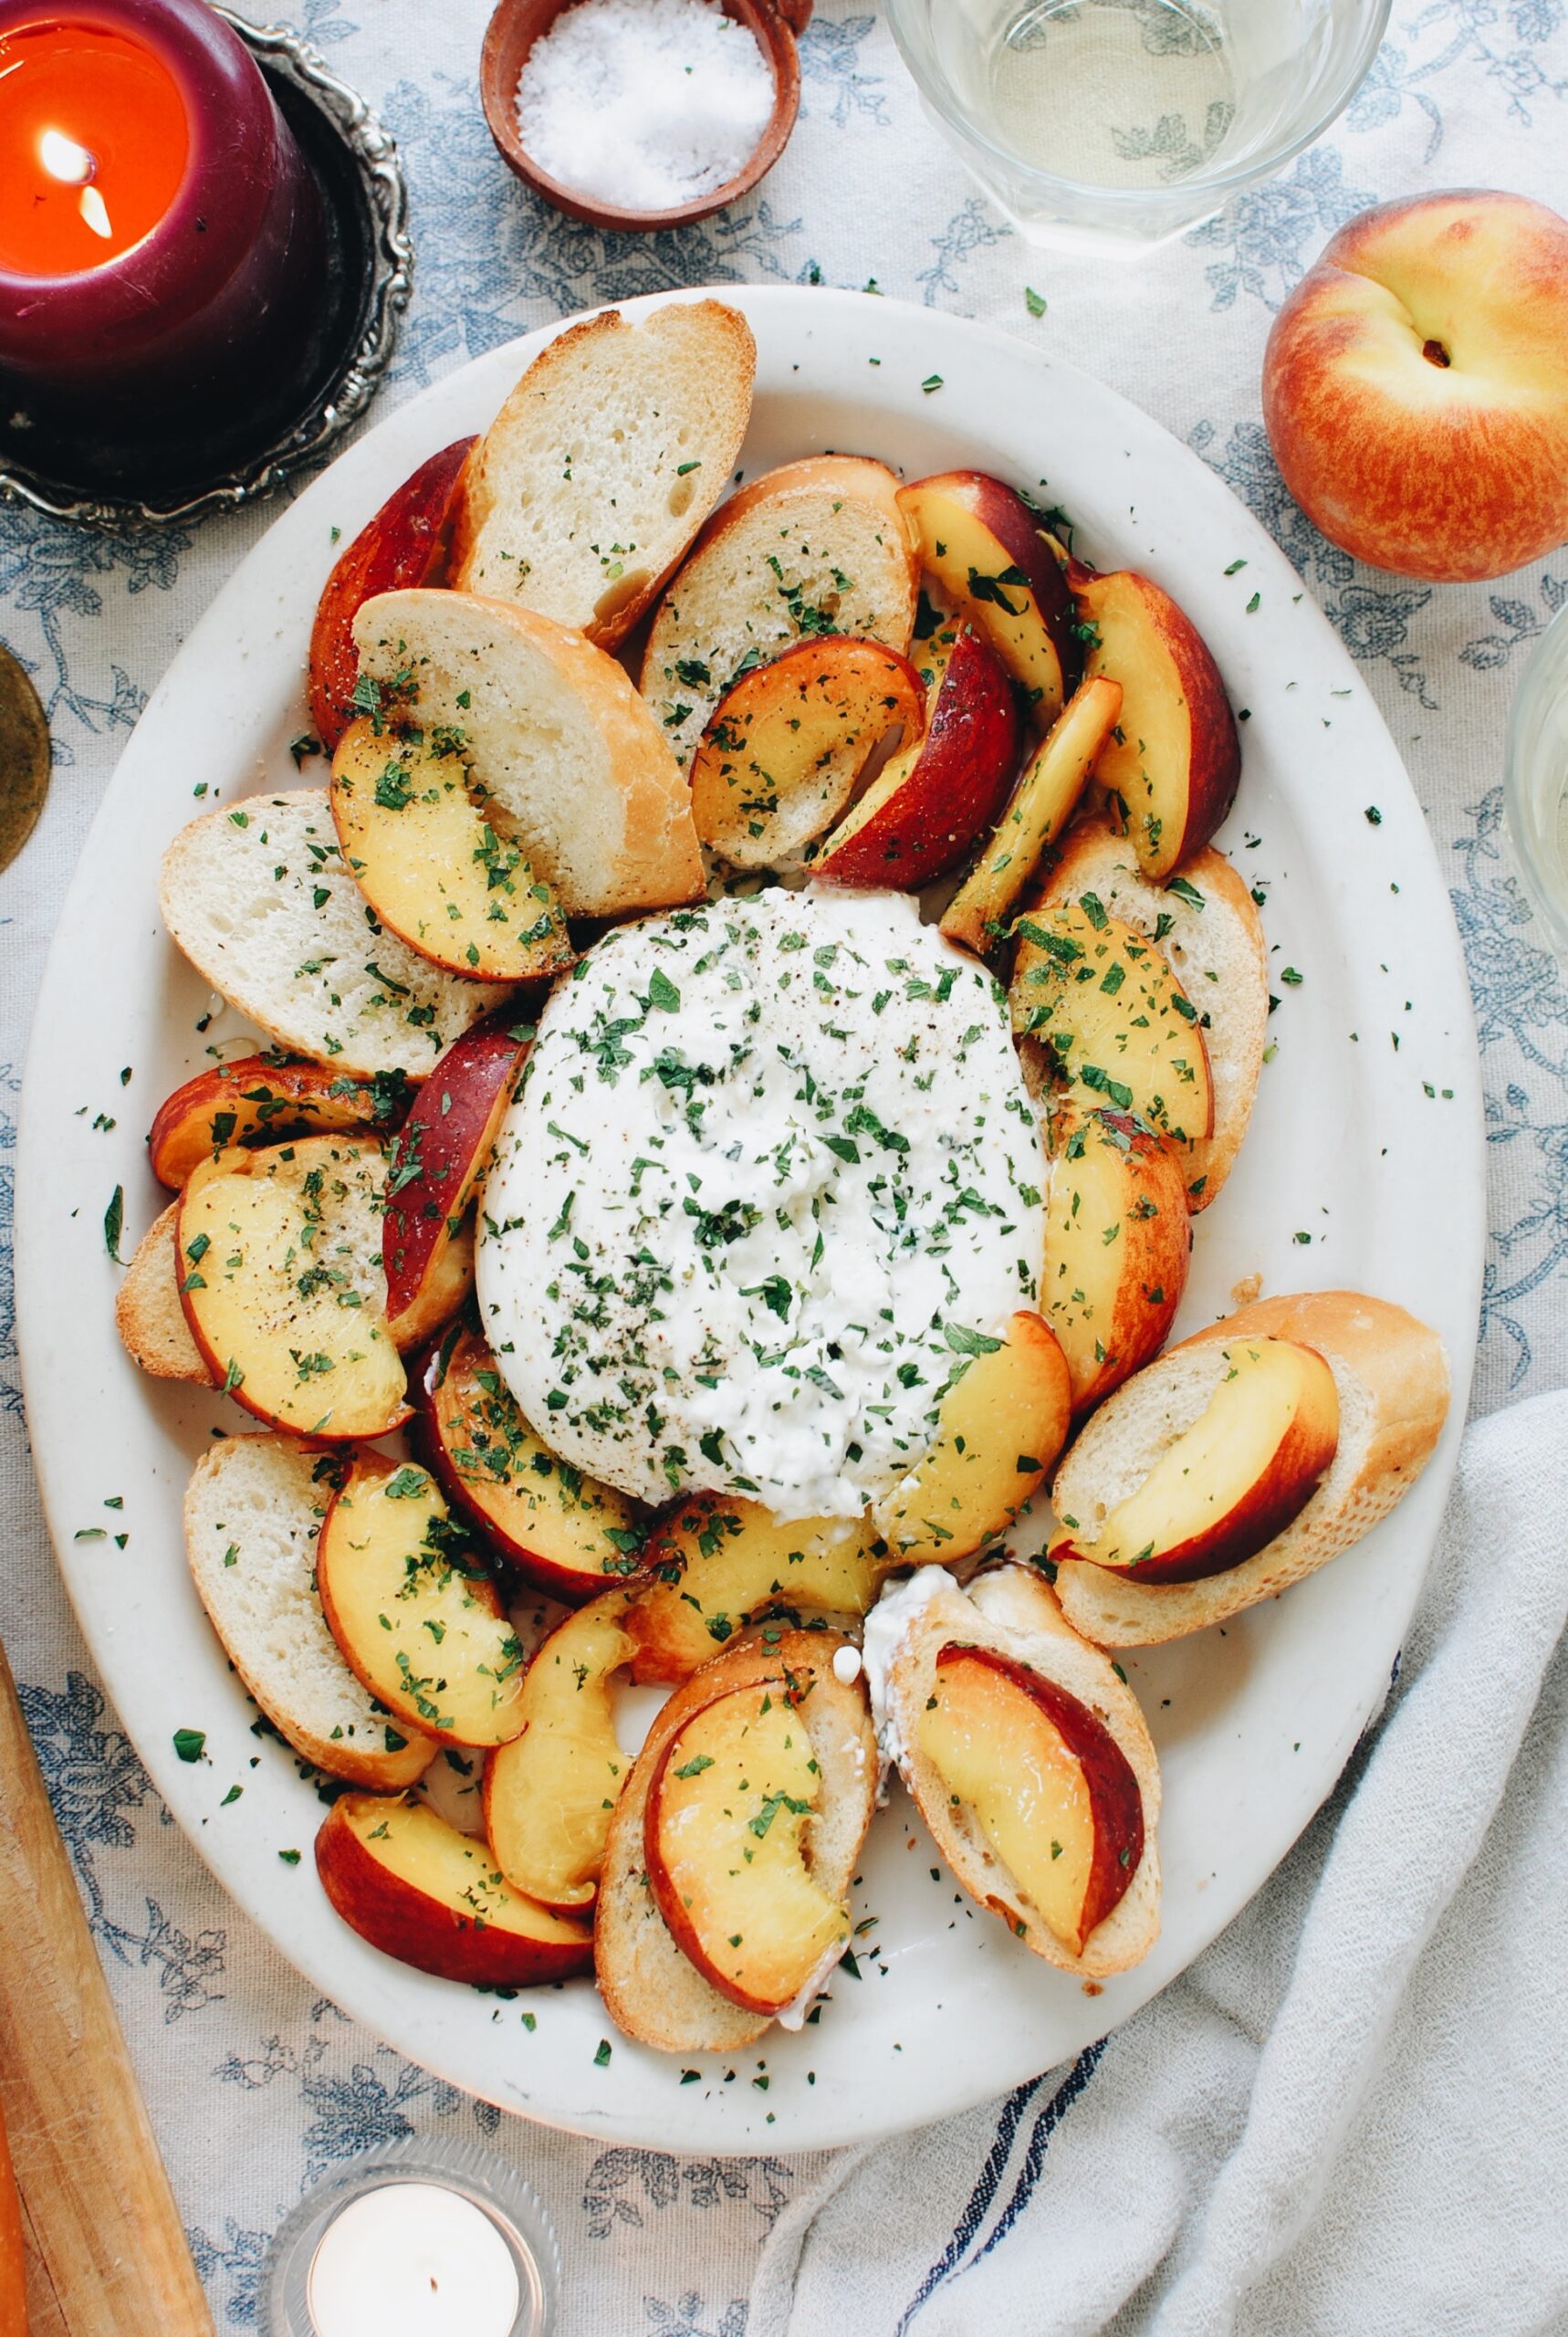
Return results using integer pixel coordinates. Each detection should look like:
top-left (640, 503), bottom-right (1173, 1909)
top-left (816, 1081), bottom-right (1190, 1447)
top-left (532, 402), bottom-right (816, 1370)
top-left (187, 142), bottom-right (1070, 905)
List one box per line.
top-left (2, 5), bottom-right (1565, 2331)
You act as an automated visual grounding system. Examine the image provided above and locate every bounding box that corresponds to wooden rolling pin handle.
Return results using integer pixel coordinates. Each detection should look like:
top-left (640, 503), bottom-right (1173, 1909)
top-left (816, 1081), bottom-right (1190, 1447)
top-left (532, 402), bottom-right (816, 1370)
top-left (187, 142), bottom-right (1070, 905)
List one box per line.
top-left (0, 1637), bottom-right (214, 2336)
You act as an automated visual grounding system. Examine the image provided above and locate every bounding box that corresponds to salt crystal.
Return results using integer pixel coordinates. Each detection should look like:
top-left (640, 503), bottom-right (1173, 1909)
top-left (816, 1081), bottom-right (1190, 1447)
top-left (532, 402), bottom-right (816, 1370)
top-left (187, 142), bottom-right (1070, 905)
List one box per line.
top-left (516, 0), bottom-right (775, 215)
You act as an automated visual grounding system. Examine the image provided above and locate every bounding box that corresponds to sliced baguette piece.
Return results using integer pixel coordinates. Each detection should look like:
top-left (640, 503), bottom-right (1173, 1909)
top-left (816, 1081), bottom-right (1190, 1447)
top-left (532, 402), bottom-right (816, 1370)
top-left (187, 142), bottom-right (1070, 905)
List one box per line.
top-left (594, 1630), bottom-right (877, 2054)
top-left (184, 1433), bottom-right (438, 1789)
top-left (352, 589), bottom-right (703, 917)
top-left (1032, 814), bottom-right (1267, 1210)
top-left (873, 1565), bottom-right (1160, 1978)
top-left (116, 1200), bottom-right (215, 1386)
top-left (449, 299), bottom-right (756, 649)
top-left (641, 456), bottom-right (921, 765)
top-left (160, 791), bottom-right (510, 1079)
top-left (1051, 1291), bottom-right (1450, 1647)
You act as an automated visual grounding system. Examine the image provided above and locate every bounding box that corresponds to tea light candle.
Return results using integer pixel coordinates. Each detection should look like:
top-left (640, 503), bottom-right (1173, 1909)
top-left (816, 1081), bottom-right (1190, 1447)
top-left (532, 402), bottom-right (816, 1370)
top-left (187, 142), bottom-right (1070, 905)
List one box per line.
top-left (307, 2183), bottom-right (521, 2337)
top-left (0, 0), bottom-right (323, 422)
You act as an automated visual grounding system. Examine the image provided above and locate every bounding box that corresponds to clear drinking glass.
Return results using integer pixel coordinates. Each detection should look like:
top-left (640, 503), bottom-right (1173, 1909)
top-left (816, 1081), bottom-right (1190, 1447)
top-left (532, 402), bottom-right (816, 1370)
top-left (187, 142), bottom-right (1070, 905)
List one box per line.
top-left (883, 0), bottom-right (1391, 254)
top-left (1504, 601), bottom-right (1568, 958)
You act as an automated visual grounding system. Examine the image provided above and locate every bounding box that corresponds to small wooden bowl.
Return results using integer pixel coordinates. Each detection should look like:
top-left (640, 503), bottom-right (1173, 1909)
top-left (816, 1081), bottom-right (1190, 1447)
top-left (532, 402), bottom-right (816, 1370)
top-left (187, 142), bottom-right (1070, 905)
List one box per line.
top-left (481, 0), bottom-right (810, 234)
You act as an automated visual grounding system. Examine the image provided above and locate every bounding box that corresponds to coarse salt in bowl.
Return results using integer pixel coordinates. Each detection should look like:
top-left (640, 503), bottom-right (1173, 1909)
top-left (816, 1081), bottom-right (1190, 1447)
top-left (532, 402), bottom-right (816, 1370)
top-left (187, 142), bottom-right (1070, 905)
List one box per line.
top-left (520, 0), bottom-right (772, 212)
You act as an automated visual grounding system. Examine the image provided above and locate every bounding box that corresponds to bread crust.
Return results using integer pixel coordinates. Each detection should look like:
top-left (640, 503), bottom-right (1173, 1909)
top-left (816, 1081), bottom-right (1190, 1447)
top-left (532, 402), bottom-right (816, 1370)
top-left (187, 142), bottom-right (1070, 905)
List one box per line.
top-left (1036, 816), bottom-right (1268, 1210)
top-left (594, 1631), bottom-right (877, 2053)
top-left (1052, 1290), bottom-right (1450, 1646)
top-left (116, 1200), bottom-right (215, 1386)
top-left (353, 588), bottom-right (704, 917)
top-left (883, 1567), bottom-right (1161, 1977)
top-left (450, 300), bottom-right (756, 648)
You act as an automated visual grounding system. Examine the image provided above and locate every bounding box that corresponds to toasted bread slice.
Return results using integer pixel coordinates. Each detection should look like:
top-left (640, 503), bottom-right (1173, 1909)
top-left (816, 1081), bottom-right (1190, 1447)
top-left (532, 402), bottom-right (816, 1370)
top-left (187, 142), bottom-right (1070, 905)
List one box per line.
top-left (185, 1433), bottom-right (438, 1789)
top-left (352, 589), bottom-right (703, 917)
top-left (1032, 816), bottom-right (1267, 1210)
top-left (641, 456), bottom-right (921, 765)
top-left (1051, 1291), bottom-right (1450, 1647)
top-left (871, 1565), bottom-right (1160, 1978)
top-left (450, 300), bottom-right (756, 649)
top-left (594, 1631), bottom-right (877, 2054)
top-left (116, 1200), bottom-right (215, 1386)
top-left (160, 791), bottom-right (510, 1079)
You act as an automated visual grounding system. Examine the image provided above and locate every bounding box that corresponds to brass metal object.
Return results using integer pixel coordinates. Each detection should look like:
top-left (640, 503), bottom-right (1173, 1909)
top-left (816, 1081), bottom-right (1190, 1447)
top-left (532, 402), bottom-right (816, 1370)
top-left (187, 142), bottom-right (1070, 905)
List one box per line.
top-left (0, 645), bottom-right (48, 875)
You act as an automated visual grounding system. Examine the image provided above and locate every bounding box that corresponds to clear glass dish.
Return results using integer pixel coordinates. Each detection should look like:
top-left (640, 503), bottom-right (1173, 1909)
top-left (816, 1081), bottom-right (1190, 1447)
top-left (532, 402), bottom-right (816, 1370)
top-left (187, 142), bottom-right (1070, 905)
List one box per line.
top-left (883, 0), bottom-right (1391, 254)
top-left (256, 2135), bottom-right (559, 2337)
top-left (1504, 599), bottom-right (1568, 958)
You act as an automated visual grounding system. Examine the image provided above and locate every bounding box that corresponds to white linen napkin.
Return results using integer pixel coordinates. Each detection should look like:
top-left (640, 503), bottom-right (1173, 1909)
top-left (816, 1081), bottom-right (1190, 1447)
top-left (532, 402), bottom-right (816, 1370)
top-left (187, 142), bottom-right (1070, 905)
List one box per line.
top-left (747, 1392), bottom-right (1568, 2337)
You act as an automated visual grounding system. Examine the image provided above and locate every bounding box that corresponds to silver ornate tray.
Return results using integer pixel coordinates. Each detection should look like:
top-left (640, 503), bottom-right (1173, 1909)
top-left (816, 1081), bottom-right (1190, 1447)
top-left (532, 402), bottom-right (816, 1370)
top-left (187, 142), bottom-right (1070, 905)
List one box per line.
top-left (0, 9), bottom-right (413, 529)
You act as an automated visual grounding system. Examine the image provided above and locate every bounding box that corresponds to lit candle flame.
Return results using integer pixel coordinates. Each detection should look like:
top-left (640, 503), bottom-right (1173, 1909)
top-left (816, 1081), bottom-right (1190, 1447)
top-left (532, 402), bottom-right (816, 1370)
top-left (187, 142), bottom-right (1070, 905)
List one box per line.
top-left (37, 128), bottom-right (112, 241)
top-left (37, 127), bottom-right (92, 184)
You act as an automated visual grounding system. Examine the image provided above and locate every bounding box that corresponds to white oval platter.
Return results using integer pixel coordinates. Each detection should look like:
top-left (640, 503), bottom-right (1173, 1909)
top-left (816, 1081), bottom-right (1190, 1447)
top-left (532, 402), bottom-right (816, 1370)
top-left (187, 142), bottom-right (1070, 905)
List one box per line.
top-left (16, 286), bottom-right (1483, 2150)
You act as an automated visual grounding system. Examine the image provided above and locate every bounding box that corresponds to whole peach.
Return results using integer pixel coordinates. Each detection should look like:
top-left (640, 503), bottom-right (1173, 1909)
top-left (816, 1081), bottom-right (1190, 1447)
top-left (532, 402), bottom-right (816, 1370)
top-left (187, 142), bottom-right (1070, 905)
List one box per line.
top-left (1262, 191), bottom-right (1568, 582)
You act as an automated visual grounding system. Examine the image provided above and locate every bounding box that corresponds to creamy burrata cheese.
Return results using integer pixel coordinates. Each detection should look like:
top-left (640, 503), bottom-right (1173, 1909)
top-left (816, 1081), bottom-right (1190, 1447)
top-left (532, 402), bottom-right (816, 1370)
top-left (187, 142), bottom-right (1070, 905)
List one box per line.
top-left (477, 887), bottom-right (1045, 1520)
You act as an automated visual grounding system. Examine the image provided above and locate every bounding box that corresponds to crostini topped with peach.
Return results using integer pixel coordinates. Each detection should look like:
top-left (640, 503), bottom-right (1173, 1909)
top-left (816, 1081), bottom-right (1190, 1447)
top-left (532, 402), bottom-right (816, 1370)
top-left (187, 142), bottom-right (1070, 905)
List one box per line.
top-left (118, 297), bottom-right (1449, 2049)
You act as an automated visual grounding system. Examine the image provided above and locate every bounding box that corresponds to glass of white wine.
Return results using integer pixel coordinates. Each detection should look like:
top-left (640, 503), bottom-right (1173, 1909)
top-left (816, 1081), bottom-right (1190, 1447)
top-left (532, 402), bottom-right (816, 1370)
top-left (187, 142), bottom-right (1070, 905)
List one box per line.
top-left (884, 0), bottom-right (1390, 253)
top-left (1505, 602), bottom-right (1568, 958)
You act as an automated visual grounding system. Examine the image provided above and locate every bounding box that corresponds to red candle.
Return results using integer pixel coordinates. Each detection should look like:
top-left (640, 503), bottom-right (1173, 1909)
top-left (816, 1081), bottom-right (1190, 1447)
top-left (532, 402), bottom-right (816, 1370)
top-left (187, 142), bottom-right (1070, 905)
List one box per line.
top-left (0, 0), bottom-right (322, 421)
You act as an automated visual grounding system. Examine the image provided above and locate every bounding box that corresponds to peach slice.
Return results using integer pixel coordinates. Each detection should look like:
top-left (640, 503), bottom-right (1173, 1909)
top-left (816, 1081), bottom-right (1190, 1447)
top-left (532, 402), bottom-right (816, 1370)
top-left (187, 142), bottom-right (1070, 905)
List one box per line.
top-left (176, 1136), bottom-right (408, 1438)
top-left (308, 437), bottom-right (475, 753)
top-left (317, 1454), bottom-right (527, 1746)
top-left (382, 1015), bottom-right (530, 1329)
top-left (1041, 1106), bottom-right (1191, 1413)
top-left (315, 1793), bottom-right (591, 1986)
top-left (1054, 1336), bottom-right (1340, 1584)
top-left (150, 1055), bottom-right (415, 1190)
top-left (874, 1311), bottom-right (1071, 1565)
top-left (1010, 900), bottom-right (1215, 1147)
top-left (644, 1676), bottom-right (849, 2014)
top-left (625, 1497), bottom-right (888, 1683)
top-left (688, 636), bottom-right (925, 867)
top-left (1071, 562), bottom-right (1240, 882)
top-left (810, 623), bottom-right (1019, 889)
top-left (878, 1308), bottom-right (1074, 1561)
top-left (918, 1644), bottom-right (1145, 1956)
top-left (939, 676), bottom-right (1123, 955)
top-left (330, 718), bottom-right (572, 984)
top-left (897, 472), bottom-right (1080, 723)
top-left (482, 1594), bottom-right (636, 1913)
top-left (414, 1325), bottom-right (652, 1601)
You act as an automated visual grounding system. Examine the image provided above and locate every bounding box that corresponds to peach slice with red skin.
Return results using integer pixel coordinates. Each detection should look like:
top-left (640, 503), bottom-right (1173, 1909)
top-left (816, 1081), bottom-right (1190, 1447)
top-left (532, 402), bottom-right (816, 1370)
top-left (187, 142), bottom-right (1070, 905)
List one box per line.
top-left (317, 1453), bottom-right (527, 1747)
top-left (1010, 899), bottom-right (1215, 1149)
top-left (918, 1644), bottom-right (1145, 1955)
top-left (1070, 561), bottom-right (1240, 882)
top-left (810, 624), bottom-right (1019, 889)
top-left (308, 437), bottom-right (475, 753)
top-left (413, 1323), bottom-right (653, 1601)
top-left (689, 636), bottom-right (926, 867)
top-left (482, 1593), bottom-right (637, 1913)
top-left (625, 1497), bottom-right (888, 1682)
top-left (315, 1794), bottom-right (591, 1986)
top-left (874, 1311), bottom-right (1071, 1565)
top-left (150, 1055), bottom-right (414, 1190)
top-left (1040, 1105), bottom-right (1191, 1414)
top-left (1053, 1336), bottom-right (1340, 1584)
top-left (330, 718), bottom-right (572, 985)
top-left (176, 1136), bottom-right (409, 1439)
top-left (897, 472), bottom-right (1081, 724)
top-left (939, 676), bottom-right (1123, 956)
top-left (644, 1674), bottom-right (849, 2015)
top-left (383, 1015), bottom-right (529, 1327)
